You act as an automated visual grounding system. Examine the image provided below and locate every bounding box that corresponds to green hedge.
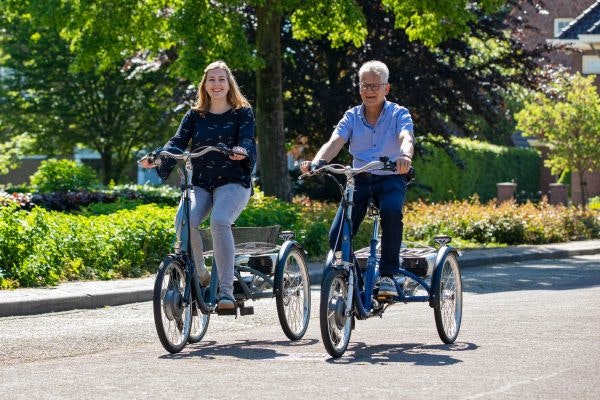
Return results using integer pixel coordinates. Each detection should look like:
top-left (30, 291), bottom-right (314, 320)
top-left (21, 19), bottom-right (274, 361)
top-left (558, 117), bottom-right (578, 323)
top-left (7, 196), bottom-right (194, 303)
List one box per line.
top-left (0, 204), bottom-right (174, 288)
top-left (2, 193), bottom-right (598, 289)
top-left (411, 138), bottom-right (540, 202)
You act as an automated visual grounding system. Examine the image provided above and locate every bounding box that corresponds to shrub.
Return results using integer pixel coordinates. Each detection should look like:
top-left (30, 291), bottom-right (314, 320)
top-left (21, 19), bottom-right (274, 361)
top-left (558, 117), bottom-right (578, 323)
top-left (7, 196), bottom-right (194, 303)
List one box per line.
top-left (411, 138), bottom-right (540, 202)
top-left (2, 190), bottom-right (598, 288)
top-left (30, 159), bottom-right (99, 193)
top-left (0, 204), bottom-right (174, 288)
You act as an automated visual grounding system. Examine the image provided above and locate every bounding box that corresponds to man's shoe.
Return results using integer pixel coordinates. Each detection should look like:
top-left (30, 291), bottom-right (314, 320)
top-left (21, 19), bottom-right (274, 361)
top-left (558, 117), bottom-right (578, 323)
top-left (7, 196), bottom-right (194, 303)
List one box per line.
top-left (377, 276), bottom-right (398, 297)
top-left (199, 269), bottom-right (210, 287)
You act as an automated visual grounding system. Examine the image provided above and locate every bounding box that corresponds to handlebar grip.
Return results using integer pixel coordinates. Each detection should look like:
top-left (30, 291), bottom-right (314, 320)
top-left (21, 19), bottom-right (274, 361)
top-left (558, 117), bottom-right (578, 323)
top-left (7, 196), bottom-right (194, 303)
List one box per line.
top-left (311, 159), bottom-right (327, 171)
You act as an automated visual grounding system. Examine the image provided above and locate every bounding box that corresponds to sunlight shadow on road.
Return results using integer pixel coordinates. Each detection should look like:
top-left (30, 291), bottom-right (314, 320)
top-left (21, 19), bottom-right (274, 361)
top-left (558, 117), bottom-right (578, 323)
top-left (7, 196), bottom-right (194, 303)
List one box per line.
top-left (159, 338), bottom-right (319, 360)
top-left (326, 341), bottom-right (478, 365)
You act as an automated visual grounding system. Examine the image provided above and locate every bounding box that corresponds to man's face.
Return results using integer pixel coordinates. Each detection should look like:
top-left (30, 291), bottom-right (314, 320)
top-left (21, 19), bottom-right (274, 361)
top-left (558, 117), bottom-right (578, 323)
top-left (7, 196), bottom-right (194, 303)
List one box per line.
top-left (359, 71), bottom-right (389, 108)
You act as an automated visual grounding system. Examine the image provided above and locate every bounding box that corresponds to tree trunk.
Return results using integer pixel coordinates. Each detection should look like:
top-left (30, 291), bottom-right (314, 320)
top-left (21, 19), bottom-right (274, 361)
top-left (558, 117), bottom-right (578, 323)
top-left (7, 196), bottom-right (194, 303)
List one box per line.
top-left (578, 170), bottom-right (588, 208)
top-left (255, 2), bottom-right (291, 201)
top-left (99, 151), bottom-right (113, 186)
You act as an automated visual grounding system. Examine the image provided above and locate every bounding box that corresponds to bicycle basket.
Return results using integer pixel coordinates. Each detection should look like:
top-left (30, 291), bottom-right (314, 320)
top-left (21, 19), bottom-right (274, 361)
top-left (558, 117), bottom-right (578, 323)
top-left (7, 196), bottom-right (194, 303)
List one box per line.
top-left (199, 225), bottom-right (281, 256)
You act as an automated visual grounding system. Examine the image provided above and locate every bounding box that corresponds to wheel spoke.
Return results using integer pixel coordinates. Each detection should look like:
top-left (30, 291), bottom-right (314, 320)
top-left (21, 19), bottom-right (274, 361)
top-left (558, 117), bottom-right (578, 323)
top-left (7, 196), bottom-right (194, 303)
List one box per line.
top-left (278, 250), bottom-right (310, 338)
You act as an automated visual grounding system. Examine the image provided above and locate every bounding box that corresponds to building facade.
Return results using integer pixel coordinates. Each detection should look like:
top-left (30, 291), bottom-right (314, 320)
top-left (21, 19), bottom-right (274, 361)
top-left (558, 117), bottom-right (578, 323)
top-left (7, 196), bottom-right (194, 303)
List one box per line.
top-left (513, 0), bottom-right (600, 204)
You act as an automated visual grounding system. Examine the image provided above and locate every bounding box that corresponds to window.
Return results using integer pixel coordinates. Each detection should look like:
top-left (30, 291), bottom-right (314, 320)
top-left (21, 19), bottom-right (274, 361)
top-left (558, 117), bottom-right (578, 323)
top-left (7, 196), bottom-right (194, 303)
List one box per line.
top-left (554, 18), bottom-right (574, 37)
top-left (582, 55), bottom-right (600, 74)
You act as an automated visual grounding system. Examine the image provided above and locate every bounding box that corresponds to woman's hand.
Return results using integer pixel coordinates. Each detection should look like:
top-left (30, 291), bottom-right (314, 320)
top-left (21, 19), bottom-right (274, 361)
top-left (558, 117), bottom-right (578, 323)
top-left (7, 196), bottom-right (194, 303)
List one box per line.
top-left (300, 161), bottom-right (312, 174)
top-left (230, 146), bottom-right (248, 161)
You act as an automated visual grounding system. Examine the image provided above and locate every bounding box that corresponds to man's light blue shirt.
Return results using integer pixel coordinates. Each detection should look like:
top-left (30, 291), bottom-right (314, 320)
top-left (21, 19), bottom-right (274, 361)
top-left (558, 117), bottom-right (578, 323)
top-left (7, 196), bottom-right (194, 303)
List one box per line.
top-left (334, 100), bottom-right (414, 175)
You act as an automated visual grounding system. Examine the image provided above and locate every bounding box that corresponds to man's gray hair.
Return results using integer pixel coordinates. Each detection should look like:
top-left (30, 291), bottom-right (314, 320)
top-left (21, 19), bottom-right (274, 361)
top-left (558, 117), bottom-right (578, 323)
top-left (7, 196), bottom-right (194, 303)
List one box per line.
top-left (358, 60), bottom-right (389, 83)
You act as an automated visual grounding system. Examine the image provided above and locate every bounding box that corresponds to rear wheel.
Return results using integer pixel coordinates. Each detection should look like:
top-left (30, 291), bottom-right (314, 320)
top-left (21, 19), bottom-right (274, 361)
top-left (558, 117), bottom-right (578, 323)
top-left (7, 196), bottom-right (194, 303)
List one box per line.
top-left (276, 248), bottom-right (311, 340)
top-left (433, 253), bottom-right (462, 344)
top-left (153, 256), bottom-right (192, 353)
top-left (320, 268), bottom-right (352, 358)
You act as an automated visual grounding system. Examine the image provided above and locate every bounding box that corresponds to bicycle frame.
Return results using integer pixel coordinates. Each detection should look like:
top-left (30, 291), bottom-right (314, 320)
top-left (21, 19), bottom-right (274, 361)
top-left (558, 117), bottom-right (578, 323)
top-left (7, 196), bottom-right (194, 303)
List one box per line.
top-left (307, 161), bottom-right (433, 320)
top-left (159, 146), bottom-right (296, 315)
top-left (149, 146), bottom-right (237, 314)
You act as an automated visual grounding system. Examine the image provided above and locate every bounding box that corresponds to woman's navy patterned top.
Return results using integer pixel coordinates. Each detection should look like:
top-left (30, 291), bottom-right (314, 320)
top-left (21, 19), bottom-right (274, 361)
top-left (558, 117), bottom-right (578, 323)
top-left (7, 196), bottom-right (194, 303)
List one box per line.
top-left (157, 107), bottom-right (256, 191)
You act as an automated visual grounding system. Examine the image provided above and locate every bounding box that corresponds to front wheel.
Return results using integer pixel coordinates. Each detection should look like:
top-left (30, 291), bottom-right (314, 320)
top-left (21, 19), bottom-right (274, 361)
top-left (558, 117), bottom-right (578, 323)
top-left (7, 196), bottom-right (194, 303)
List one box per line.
top-left (153, 256), bottom-right (192, 353)
top-left (433, 252), bottom-right (463, 344)
top-left (320, 268), bottom-right (353, 358)
top-left (276, 247), bottom-right (311, 340)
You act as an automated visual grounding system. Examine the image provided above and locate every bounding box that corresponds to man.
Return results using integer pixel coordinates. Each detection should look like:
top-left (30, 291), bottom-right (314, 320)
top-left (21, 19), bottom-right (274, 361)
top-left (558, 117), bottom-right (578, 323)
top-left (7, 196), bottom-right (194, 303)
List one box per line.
top-left (301, 60), bottom-right (414, 297)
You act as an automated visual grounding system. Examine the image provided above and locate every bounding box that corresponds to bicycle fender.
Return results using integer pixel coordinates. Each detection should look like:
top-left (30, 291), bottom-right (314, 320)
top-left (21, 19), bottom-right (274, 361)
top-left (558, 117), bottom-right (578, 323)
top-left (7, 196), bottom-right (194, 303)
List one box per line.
top-left (273, 240), bottom-right (307, 295)
top-left (429, 246), bottom-right (459, 308)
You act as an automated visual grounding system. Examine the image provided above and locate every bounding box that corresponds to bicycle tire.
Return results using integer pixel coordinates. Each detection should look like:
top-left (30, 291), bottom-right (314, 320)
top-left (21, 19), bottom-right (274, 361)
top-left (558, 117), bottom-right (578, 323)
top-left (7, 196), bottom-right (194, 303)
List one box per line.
top-left (153, 256), bottom-right (192, 353)
top-left (320, 268), bottom-right (353, 358)
top-left (187, 299), bottom-right (210, 344)
top-left (433, 252), bottom-right (463, 344)
top-left (276, 247), bottom-right (311, 340)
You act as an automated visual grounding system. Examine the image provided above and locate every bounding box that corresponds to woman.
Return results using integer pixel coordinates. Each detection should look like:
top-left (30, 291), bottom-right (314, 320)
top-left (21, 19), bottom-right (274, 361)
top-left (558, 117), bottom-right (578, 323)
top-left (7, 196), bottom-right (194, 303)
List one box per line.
top-left (140, 60), bottom-right (256, 310)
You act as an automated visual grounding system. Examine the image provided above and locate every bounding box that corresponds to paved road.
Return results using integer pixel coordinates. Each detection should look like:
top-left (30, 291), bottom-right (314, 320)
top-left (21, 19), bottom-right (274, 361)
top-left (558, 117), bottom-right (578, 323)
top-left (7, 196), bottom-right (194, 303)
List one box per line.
top-left (1, 254), bottom-right (598, 399)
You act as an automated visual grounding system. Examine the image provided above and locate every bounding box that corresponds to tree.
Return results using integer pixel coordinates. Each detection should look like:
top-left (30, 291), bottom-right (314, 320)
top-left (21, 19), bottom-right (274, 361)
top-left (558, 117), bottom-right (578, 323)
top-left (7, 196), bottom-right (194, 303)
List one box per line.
top-left (0, 1), bottom-right (179, 184)
top-left (12, 0), bottom-right (508, 199)
top-left (281, 0), bottom-right (549, 157)
top-left (515, 73), bottom-right (600, 206)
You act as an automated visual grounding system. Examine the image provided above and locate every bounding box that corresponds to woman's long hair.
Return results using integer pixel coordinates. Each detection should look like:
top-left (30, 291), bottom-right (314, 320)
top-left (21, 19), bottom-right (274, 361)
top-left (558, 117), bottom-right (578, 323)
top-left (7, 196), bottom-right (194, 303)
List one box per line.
top-left (193, 60), bottom-right (251, 115)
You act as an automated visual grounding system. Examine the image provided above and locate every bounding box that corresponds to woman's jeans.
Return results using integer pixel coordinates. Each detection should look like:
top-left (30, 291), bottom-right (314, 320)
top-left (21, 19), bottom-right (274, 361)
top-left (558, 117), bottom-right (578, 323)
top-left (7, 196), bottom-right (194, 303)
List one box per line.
top-left (189, 183), bottom-right (251, 298)
top-left (329, 174), bottom-right (407, 276)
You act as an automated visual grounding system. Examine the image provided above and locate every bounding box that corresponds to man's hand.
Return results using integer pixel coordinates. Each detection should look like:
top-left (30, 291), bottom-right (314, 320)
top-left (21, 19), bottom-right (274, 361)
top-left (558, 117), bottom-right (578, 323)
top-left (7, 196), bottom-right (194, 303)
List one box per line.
top-left (396, 155), bottom-right (412, 175)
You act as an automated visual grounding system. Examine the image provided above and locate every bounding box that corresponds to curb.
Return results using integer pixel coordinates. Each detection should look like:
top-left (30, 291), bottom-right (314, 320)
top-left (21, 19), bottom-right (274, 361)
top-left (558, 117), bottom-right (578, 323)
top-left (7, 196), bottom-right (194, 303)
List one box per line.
top-left (0, 290), bottom-right (154, 317)
top-left (1, 240), bottom-right (599, 318)
top-left (458, 243), bottom-right (600, 268)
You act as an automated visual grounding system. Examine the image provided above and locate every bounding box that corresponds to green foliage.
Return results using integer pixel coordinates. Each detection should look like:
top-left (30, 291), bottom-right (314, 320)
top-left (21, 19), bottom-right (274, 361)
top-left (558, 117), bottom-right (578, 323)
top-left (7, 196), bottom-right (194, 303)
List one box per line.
top-left (235, 190), bottom-right (300, 228)
top-left (290, 1), bottom-right (367, 47)
top-left (411, 138), bottom-right (540, 202)
top-left (515, 73), bottom-right (600, 204)
top-left (0, 0), bottom-right (179, 184)
top-left (2, 191), bottom-right (598, 288)
top-left (0, 134), bottom-right (35, 175)
top-left (0, 204), bottom-right (174, 288)
top-left (590, 196), bottom-right (600, 211)
top-left (558, 169), bottom-right (571, 185)
top-left (404, 199), bottom-right (600, 246)
top-left (110, 184), bottom-right (180, 205)
top-left (383, 0), bottom-right (505, 47)
top-left (30, 159), bottom-right (99, 193)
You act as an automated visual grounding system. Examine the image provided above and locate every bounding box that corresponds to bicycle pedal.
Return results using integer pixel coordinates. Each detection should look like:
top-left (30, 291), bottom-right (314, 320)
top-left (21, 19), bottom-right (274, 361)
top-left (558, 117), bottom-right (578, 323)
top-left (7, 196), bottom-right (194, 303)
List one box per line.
top-left (216, 307), bottom-right (237, 316)
top-left (239, 306), bottom-right (254, 316)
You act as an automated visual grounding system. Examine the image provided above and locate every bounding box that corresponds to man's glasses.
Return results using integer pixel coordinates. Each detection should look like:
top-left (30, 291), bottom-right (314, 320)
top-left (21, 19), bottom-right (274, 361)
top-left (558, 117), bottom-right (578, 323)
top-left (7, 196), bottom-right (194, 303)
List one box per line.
top-left (359, 82), bottom-right (386, 91)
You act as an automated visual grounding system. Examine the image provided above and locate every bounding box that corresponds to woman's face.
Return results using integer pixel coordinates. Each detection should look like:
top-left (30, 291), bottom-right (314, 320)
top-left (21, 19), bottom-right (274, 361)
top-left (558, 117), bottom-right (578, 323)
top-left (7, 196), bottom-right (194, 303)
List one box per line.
top-left (204, 68), bottom-right (230, 101)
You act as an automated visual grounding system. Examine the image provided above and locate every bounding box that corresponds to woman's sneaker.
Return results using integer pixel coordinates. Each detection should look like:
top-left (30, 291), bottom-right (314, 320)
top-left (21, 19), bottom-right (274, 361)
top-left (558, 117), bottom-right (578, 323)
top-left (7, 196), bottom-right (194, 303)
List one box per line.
top-left (377, 276), bottom-right (398, 297)
top-left (217, 294), bottom-right (235, 310)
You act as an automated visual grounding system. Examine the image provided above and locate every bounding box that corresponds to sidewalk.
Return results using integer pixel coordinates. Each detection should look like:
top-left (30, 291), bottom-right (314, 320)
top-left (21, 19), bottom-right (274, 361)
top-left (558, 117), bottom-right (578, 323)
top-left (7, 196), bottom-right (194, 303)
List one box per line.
top-left (1, 239), bottom-right (599, 318)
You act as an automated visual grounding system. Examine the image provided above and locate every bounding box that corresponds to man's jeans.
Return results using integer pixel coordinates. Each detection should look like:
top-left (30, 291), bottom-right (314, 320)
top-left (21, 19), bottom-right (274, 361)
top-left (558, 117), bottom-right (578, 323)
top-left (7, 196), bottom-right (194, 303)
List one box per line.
top-left (329, 174), bottom-right (407, 275)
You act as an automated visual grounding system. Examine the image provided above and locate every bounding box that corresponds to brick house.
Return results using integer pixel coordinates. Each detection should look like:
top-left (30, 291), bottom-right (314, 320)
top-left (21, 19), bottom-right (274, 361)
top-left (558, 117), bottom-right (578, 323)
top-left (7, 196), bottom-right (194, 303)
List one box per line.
top-left (513, 0), bottom-right (600, 204)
